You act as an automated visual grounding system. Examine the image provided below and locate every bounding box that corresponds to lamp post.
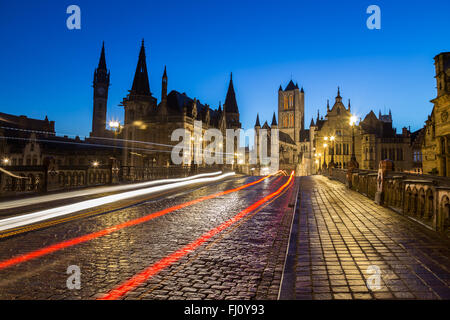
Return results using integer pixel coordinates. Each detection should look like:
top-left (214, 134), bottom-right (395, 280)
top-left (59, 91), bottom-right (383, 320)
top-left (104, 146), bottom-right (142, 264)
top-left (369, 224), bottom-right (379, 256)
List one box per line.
top-left (329, 136), bottom-right (335, 167)
top-left (109, 120), bottom-right (121, 155)
top-left (347, 115), bottom-right (359, 188)
top-left (349, 115), bottom-right (358, 163)
top-left (323, 142), bottom-right (328, 169)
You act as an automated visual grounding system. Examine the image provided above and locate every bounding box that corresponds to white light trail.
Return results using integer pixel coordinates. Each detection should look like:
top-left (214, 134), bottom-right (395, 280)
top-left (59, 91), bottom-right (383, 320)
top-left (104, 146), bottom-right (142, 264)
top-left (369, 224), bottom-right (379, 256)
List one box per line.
top-left (0, 172), bottom-right (235, 232)
top-left (0, 171), bottom-right (224, 210)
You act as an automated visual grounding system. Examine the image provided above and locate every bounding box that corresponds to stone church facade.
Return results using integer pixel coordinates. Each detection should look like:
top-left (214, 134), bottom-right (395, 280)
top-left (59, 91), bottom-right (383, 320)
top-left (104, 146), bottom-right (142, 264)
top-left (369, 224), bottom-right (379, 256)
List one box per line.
top-left (91, 40), bottom-right (241, 179)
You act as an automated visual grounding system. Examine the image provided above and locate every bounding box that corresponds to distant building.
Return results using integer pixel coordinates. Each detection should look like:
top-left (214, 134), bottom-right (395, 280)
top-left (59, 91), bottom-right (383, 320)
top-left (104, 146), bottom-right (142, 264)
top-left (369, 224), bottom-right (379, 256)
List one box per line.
top-left (422, 52), bottom-right (450, 176)
top-left (312, 88), bottom-right (414, 172)
top-left (118, 41), bottom-right (241, 178)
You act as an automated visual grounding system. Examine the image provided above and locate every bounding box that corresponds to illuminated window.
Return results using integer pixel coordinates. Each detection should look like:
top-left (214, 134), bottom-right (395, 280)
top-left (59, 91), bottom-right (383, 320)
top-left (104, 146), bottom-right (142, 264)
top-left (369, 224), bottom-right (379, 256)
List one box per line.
top-left (283, 96), bottom-right (288, 110)
top-left (289, 95), bottom-right (294, 108)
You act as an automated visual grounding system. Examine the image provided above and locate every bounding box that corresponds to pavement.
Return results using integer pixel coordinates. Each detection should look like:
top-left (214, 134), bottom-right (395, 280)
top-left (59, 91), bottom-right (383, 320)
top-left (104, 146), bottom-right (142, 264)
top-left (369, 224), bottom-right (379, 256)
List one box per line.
top-left (279, 175), bottom-right (450, 300)
top-left (0, 174), bottom-right (449, 300)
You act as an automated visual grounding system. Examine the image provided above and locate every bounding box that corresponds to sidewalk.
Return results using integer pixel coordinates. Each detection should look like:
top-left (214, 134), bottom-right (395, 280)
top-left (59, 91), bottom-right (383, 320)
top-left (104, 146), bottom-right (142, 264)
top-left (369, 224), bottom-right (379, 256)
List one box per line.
top-left (279, 175), bottom-right (450, 299)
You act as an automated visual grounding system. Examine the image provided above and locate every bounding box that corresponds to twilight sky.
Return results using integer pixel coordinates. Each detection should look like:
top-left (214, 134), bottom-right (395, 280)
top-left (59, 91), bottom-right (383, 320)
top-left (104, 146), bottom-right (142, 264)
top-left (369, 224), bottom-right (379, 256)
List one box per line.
top-left (0, 0), bottom-right (449, 138)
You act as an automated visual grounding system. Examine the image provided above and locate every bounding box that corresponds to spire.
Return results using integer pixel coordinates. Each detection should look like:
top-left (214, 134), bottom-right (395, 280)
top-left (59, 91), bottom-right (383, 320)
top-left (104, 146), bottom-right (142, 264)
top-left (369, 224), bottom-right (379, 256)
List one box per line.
top-left (327, 99), bottom-right (330, 112)
top-left (218, 101), bottom-right (222, 113)
top-left (317, 109), bottom-right (320, 123)
top-left (271, 112), bottom-right (277, 126)
top-left (131, 39), bottom-right (151, 96)
top-left (279, 85), bottom-right (283, 91)
top-left (98, 41), bottom-right (107, 70)
top-left (161, 65), bottom-right (168, 101)
top-left (335, 86), bottom-right (342, 103)
top-left (255, 113), bottom-right (261, 127)
top-left (310, 118), bottom-right (315, 127)
top-left (348, 99), bottom-right (351, 112)
top-left (224, 72), bottom-right (239, 113)
top-left (301, 86), bottom-right (304, 93)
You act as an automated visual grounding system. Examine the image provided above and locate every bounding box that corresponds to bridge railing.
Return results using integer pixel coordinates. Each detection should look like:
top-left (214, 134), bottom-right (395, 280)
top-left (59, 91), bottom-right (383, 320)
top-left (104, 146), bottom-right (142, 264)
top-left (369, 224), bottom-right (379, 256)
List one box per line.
top-left (0, 160), bottom-right (228, 198)
top-left (326, 168), bottom-right (450, 235)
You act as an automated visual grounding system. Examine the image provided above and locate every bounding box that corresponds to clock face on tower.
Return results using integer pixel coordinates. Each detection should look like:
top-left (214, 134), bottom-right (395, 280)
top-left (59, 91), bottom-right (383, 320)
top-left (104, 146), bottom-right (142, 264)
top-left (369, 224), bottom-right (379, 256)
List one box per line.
top-left (96, 87), bottom-right (105, 95)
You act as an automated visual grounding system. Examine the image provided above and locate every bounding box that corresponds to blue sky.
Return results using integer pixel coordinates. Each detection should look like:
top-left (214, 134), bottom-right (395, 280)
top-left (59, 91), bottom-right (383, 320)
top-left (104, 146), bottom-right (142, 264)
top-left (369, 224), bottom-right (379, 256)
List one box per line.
top-left (0, 0), bottom-right (449, 137)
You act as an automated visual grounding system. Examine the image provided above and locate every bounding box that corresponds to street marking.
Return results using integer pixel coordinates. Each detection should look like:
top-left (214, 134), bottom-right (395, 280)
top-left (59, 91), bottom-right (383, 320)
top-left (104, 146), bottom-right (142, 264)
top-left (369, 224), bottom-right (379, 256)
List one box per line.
top-left (98, 171), bottom-right (294, 300)
top-left (0, 173), bottom-right (278, 271)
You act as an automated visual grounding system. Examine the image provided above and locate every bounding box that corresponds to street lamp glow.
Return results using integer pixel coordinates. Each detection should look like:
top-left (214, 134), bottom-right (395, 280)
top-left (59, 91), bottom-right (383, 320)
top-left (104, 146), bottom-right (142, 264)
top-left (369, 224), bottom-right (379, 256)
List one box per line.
top-left (2, 158), bottom-right (9, 165)
top-left (92, 161), bottom-right (99, 167)
top-left (109, 120), bottom-right (120, 129)
top-left (330, 136), bottom-right (335, 141)
top-left (323, 143), bottom-right (328, 148)
top-left (324, 136), bottom-right (328, 141)
top-left (350, 115), bottom-right (357, 126)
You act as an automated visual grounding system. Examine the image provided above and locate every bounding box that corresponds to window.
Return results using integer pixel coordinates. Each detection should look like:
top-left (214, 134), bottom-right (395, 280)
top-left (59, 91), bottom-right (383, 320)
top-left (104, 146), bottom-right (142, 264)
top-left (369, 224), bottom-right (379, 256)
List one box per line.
top-left (289, 95), bottom-right (294, 108)
top-left (283, 96), bottom-right (288, 110)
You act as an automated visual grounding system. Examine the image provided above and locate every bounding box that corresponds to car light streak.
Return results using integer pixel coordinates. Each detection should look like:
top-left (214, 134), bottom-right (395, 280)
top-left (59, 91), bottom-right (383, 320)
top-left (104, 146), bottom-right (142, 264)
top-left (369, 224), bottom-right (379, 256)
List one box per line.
top-left (0, 172), bottom-right (278, 271)
top-left (0, 171), bottom-right (224, 210)
top-left (98, 171), bottom-right (294, 300)
top-left (0, 172), bottom-right (234, 232)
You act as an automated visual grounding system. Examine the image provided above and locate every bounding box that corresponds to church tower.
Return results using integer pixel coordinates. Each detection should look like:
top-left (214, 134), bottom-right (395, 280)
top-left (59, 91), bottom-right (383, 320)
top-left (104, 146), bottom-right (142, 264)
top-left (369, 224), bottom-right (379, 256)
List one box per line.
top-left (278, 80), bottom-right (305, 144)
top-left (121, 40), bottom-right (157, 171)
top-left (91, 42), bottom-right (110, 137)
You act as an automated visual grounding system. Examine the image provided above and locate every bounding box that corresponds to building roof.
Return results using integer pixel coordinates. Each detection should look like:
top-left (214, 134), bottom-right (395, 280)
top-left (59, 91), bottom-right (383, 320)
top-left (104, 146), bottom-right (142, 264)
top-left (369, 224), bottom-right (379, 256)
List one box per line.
top-left (130, 40), bottom-right (151, 96)
top-left (284, 80), bottom-right (298, 91)
top-left (279, 131), bottom-right (296, 145)
top-left (0, 112), bottom-right (55, 133)
top-left (224, 73), bottom-right (239, 114)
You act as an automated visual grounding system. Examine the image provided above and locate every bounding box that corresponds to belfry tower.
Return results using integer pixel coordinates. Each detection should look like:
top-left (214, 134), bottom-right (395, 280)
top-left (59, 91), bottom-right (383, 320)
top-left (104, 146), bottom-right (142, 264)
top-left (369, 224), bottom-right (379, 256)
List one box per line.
top-left (91, 42), bottom-right (110, 137)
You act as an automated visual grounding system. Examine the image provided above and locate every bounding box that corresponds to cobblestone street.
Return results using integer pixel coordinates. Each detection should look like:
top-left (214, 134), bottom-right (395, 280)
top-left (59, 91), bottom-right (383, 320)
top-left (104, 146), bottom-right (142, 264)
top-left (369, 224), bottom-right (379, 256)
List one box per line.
top-left (1, 174), bottom-right (449, 300)
top-left (0, 175), bottom-right (297, 300)
top-left (280, 175), bottom-right (450, 300)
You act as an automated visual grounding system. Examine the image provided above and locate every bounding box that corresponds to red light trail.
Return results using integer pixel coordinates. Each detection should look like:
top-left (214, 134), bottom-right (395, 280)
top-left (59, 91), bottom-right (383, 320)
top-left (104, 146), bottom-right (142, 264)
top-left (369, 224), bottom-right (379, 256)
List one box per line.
top-left (98, 171), bottom-right (294, 300)
top-left (0, 173), bottom-right (278, 271)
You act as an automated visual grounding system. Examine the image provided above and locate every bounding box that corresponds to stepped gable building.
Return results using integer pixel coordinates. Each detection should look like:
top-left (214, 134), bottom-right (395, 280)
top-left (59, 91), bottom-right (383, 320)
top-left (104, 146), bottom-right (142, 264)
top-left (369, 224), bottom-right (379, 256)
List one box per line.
top-left (422, 52), bottom-right (450, 176)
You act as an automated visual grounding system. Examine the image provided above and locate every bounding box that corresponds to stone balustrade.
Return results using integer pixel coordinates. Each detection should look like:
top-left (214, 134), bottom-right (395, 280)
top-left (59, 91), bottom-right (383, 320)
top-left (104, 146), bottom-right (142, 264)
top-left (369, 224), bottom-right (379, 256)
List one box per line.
top-left (326, 168), bottom-right (450, 235)
top-left (0, 157), bottom-right (224, 198)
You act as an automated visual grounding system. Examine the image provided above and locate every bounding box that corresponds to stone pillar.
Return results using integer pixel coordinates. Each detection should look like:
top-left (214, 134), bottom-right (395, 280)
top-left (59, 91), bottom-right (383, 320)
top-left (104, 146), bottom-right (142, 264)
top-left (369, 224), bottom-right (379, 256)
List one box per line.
top-left (375, 159), bottom-right (393, 205)
top-left (44, 157), bottom-right (60, 192)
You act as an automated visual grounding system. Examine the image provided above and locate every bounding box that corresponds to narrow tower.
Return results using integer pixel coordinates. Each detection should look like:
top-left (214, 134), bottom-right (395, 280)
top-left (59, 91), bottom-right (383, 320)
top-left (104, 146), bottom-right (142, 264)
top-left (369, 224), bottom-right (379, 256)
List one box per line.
top-left (91, 42), bottom-right (110, 137)
top-left (278, 79), bottom-right (304, 145)
top-left (161, 65), bottom-right (168, 102)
